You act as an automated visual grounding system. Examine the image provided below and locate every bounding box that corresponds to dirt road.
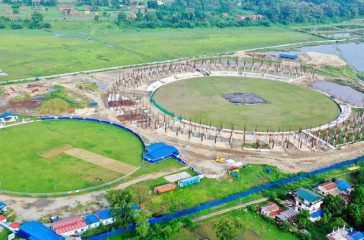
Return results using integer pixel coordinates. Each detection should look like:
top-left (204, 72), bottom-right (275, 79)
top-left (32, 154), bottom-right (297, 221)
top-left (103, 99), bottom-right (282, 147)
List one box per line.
top-left (192, 198), bottom-right (268, 223)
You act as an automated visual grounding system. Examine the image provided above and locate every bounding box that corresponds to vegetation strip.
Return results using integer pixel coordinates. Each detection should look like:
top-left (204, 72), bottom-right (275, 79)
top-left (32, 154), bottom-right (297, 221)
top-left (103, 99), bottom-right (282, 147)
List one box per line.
top-left (85, 154), bottom-right (364, 240)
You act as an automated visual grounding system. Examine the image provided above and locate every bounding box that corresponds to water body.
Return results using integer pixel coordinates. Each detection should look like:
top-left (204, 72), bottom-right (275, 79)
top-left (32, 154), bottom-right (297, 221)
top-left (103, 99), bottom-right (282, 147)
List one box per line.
top-left (313, 81), bottom-right (364, 107)
top-left (298, 42), bottom-right (364, 71)
top-left (276, 42), bottom-right (364, 71)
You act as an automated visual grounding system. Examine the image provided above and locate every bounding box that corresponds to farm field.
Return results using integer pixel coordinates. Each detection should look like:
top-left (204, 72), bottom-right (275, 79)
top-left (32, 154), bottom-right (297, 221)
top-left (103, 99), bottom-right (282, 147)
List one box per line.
top-left (0, 23), bottom-right (318, 81)
top-left (0, 120), bottom-right (143, 193)
top-left (153, 76), bottom-right (339, 131)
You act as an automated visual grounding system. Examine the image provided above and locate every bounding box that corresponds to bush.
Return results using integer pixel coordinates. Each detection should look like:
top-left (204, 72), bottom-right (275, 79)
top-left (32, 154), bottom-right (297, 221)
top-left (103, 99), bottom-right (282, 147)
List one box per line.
top-left (11, 23), bottom-right (22, 29)
top-left (0, 23), bottom-right (5, 29)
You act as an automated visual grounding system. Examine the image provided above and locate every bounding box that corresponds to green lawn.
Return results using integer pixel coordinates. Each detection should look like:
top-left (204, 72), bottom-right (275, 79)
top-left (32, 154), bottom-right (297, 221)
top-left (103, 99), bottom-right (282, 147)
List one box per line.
top-left (153, 76), bottom-right (339, 130)
top-left (191, 210), bottom-right (298, 240)
top-left (0, 23), bottom-right (318, 81)
top-left (0, 120), bottom-right (143, 193)
top-left (128, 165), bottom-right (288, 214)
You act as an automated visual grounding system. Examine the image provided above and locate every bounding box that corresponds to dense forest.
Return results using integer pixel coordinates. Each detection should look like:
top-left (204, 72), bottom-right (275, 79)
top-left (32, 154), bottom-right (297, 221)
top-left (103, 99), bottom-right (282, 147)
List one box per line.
top-left (114, 0), bottom-right (364, 28)
top-left (243, 0), bottom-right (364, 24)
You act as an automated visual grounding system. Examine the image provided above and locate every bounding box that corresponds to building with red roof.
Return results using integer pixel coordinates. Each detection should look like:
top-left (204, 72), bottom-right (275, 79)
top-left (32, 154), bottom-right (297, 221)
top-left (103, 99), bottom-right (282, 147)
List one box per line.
top-left (50, 216), bottom-right (87, 237)
top-left (259, 202), bottom-right (283, 218)
top-left (0, 215), bottom-right (7, 223)
top-left (8, 222), bottom-right (20, 230)
top-left (317, 181), bottom-right (340, 196)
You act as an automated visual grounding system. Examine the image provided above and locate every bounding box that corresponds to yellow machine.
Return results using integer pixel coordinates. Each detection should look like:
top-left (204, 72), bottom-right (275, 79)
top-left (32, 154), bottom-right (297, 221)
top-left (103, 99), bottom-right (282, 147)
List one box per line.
top-left (215, 157), bottom-right (225, 163)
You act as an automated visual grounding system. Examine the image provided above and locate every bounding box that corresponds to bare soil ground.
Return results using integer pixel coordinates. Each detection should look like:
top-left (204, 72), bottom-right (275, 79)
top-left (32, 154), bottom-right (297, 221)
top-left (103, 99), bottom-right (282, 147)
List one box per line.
top-left (65, 148), bottom-right (137, 175)
top-left (303, 52), bottom-right (347, 67)
top-left (39, 145), bottom-right (73, 159)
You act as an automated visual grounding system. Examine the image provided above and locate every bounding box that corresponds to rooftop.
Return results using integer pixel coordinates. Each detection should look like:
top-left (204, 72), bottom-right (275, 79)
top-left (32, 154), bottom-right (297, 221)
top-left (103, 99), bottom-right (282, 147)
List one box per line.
top-left (50, 216), bottom-right (86, 235)
top-left (318, 182), bottom-right (337, 191)
top-left (335, 180), bottom-right (352, 191)
top-left (310, 209), bottom-right (324, 219)
top-left (348, 231), bottom-right (364, 240)
top-left (85, 214), bottom-right (100, 225)
top-left (18, 221), bottom-right (64, 240)
top-left (96, 208), bottom-right (113, 220)
top-left (296, 188), bottom-right (323, 203)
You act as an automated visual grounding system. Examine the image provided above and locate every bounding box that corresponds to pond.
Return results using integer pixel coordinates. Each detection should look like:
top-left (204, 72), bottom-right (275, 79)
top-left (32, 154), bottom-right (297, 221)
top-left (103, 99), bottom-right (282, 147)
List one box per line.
top-left (313, 81), bottom-right (364, 107)
top-left (274, 42), bottom-right (364, 71)
top-left (297, 42), bottom-right (364, 71)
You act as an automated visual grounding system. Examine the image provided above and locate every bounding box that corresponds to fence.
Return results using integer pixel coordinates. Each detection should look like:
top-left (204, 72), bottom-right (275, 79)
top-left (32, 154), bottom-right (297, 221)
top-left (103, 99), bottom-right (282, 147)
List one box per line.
top-left (85, 154), bottom-right (364, 240)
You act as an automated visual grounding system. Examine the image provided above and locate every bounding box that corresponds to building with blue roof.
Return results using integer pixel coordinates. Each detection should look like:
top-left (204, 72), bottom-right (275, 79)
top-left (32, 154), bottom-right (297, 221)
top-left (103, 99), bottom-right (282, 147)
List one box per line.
top-left (85, 214), bottom-right (101, 229)
top-left (348, 231), bottom-right (364, 240)
top-left (310, 209), bottom-right (324, 222)
top-left (0, 202), bottom-right (7, 211)
top-left (278, 53), bottom-right (298, 60)
top-left (17, 221), bottom-right (64, 240)
top-left (0, 112), bottom-right (18, 124)
top-left (96, 208), bottom-right (114, 225)
top-left (335, 180), bottom-right (352, 192)
top-left (143, 142), bottom-right (180, 163)
top-left (294, 188), bottom-right (323, 221)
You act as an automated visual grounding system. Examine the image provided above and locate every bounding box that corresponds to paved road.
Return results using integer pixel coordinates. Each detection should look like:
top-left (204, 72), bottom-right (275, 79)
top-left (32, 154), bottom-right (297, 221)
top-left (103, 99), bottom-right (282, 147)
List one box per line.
top-left (192, 198), bottom-right (267, 223)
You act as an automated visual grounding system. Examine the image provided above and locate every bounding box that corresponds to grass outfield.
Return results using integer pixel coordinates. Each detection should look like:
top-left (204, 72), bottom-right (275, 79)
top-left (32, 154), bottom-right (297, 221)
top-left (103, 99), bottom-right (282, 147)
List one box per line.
top-left (0, 120), bottom-right (143, 193)
top-left (0, 23), bottom-right (318, 81)
top-left (153, 76), bottom-right (339, 131)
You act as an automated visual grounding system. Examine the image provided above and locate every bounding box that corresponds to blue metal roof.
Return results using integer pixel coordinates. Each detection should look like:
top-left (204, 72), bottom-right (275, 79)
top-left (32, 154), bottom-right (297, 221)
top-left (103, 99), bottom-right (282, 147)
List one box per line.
top-left (310, 209), bottom-right (324, 219)
top-left (278, 53), bottom-right (298, 59)
top-left (85, 214), bottom-right (100, 224)
top-left (296, 188), bottom-right (323, 203)
top-left (17, 221), bottom-right (64, 240)
top-left (335, 180), bottom-right (351, 191)
top-left (97, 208), bottom-right (113, 220)
top-left (348, 231), bottom-right (364, 240)
top-left (0, 202), bottom-right (6, 210)
top-left (144, 143), bottom-right (179, 162)
top-left (0, 112), bottom-right (17, 119)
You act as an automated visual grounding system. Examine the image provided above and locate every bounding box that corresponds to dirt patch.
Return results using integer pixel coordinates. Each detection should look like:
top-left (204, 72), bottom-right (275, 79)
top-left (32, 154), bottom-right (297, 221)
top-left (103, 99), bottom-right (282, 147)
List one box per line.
top-left (40, 145), bottom-right (73, 159)
top-left (304, 52), bottom-right (347, 67)
top-left (64, 148), bottom-right (137, 175)
top-left (222, 93), bottom-right (268, 105)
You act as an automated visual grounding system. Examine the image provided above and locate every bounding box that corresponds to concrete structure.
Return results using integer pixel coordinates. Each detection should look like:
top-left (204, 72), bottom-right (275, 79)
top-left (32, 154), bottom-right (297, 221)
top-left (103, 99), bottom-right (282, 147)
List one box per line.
top-left (294, 188), bottom-right (323, 222)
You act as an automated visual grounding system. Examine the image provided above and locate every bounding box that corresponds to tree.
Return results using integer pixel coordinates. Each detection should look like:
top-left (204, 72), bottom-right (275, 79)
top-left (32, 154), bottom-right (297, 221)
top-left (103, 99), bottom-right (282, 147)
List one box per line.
top-left (134, 210), bottom-right (150, 239)
top-left (323, 195), bottom-right (344, 217)
top-left (214, 217), bottom-right (245, 240)
top-left (296, 210), bottom-right (310, 228)
top-left (347, 203), bottom-right (364, 228)
top-left (351, 169), bottom-right (364, 185)
top-left (28, 11), bottom-right (46, 29)
top-left (105, 189), bottom-right (135, 229)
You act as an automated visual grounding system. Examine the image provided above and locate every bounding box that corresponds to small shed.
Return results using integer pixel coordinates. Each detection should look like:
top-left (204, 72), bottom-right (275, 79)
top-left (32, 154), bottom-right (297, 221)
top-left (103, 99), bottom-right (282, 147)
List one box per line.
top-left (178, 176), bottom-right (201, 188)
top-left (154, 183), bottom-right (177, 194)
top-left (0, 112), bottom-right (18, 123)
top-left (278, 53), bottom-right (298, 60)
top-left (0, 202), bottom-right (7, 211)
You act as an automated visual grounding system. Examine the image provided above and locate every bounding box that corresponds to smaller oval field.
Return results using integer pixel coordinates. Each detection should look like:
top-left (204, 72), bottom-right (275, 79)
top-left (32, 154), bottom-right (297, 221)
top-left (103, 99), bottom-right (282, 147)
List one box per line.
top-left (0, 120), bottom-right (143, 193)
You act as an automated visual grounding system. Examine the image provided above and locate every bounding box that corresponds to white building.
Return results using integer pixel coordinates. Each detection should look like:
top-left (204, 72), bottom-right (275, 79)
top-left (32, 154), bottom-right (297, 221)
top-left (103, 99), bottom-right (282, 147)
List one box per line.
top-left (294, 188), bottom-right (324, 222)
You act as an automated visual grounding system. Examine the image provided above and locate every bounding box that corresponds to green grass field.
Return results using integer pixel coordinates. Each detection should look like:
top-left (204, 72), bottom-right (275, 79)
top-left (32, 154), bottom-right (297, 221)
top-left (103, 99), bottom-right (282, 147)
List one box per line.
top-left (153, 76), bottom-right (339, 131)
top-left (0, 23), bottom-right (318, 81)
top-left (0, 120), bottom-right (143, 193)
